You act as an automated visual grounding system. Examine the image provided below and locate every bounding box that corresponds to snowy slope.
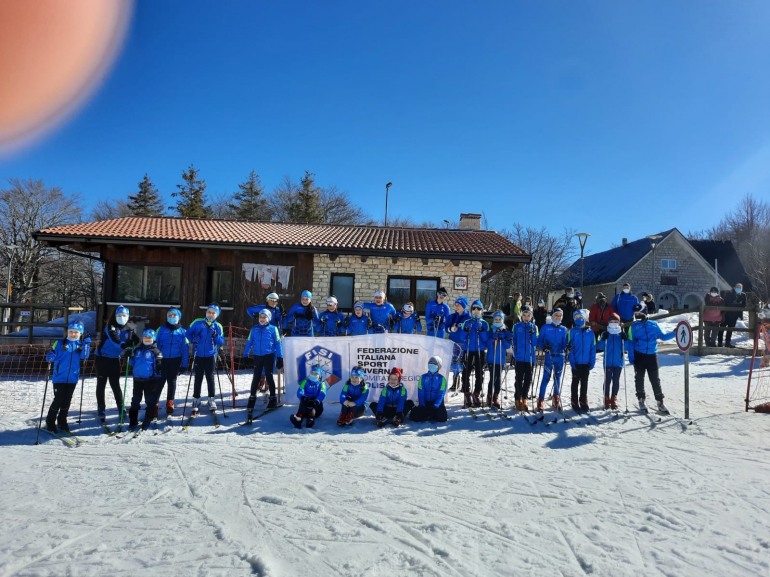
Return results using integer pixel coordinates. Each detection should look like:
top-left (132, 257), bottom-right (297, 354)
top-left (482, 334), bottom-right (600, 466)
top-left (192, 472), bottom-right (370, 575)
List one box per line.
top-left (1, 313), bottom-right (769, 577)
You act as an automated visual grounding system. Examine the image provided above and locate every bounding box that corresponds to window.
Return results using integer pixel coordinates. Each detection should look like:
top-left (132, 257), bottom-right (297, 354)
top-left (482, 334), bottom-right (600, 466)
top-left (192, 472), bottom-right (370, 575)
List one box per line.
top-left (661, 259), bottom-right (677, 270)
top-left (208, 268), bottom-right (233, 307)
top-left (115, 265), bottom-right (181, 304)
top-left (330, 273), bottom-right (355, 311)
top-left (387, 276), bottom-right (439, 314)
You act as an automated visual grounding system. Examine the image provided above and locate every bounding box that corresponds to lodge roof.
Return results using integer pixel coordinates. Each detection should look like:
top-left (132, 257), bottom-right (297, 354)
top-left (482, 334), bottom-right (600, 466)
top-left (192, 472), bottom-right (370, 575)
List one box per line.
top-left (35, 217), bottom-right (531, 263)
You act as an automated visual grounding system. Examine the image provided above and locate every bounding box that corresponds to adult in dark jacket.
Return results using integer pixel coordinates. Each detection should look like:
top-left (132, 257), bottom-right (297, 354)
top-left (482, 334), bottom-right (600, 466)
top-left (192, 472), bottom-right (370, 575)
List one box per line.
top-left (722, 283), bottom-right (747, 347)
top-left (533, 299), bottom-right (548, 329)
top-left (641, 293), bottom-right (656, 314)
top-left (553, 288), bottom-right (578, 329)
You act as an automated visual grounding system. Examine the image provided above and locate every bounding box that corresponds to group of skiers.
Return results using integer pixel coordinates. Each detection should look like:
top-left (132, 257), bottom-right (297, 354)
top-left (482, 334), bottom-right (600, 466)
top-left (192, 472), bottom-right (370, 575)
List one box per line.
top-left (41, 281), bottom-right (686, 435)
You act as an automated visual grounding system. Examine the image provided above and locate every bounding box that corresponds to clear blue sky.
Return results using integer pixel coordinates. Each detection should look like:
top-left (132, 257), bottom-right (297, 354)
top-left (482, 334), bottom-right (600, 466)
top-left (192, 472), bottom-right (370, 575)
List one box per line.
top-left (1, 1), bottom-right (769, 254)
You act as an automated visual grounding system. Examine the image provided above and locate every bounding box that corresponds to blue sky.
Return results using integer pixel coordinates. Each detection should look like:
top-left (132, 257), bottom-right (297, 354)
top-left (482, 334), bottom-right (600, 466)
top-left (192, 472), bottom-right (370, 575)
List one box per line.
top-left (1, 0), bottom-right (769, 254)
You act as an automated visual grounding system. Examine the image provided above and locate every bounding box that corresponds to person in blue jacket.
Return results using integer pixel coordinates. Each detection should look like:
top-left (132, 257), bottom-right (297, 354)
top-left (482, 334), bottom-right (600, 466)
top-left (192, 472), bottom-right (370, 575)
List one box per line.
top-left (392, 302), bottom-right (422, 334)
top-left (512, 306), bottom-right (538, 411)
top-left (370, 367), bottom-right (414, 427)
top-left (126, 329), bottom-right (163, 430)
top-left (246, 292), bottom-right (284, 332)
top-left (460, 300), bottom-right (489, 408)
top-left (155, 307), bottom-right (189, 416)
top-left (44, 321), bottom-right (90, 432)
top-left (425, 287), bottom-right (451, 338)
top-left (410, 356), bottom-right (448, 422)
top-left (94, 305), bottom-right (139, 422)
top-left (290, 364), bottom-right (328, 429)
top-left (186, 304), bottom-right (225, 414)
top-left (536, 308), bottom-right (568, 412)
top-left (486, 311), bottom-right (512, 409)
top-left (284, 290), bottom-right (320, 336)
top-left (611, 282), bottom-right (640, 323)
top-left (446, 297), bottom-right (470, 391)
top-left (345, 302), bottom-right (372, 335)
top-left (627, 303), bottom-right (675, 414)
top-left (364, 290), bottom-right (397, 333)
top-left (243, 308), bottom-right (284, 418)
top-left (598, 313), bottom-right (626, 410)
top-left (568, 309), bottom-right (596, 413)
top-left (319, 296), bottom-right (345, 337)
top-left (336, 366), bottom-right (370, 426)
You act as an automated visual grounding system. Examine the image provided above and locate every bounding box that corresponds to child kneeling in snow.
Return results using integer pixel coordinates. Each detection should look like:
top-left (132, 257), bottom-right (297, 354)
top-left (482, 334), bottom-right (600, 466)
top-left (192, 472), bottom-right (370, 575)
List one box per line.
top-left (291, 364), bottom-right (328, 429)
top-left (337, 366), bottom-right (369, 426)
top-left (44, 321), bottom-right (91, 433)
top-left (369, 367), bottom-right (414, 427)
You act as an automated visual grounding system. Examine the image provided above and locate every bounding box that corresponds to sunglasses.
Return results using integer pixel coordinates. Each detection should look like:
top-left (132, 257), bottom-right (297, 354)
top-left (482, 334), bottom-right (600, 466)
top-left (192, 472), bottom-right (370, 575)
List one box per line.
top-left (471, 306), bottom-right (482, 311)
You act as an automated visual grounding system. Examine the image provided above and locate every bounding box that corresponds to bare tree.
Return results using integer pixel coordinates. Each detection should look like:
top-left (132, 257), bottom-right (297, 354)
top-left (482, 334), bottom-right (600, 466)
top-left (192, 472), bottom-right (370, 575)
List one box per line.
top-left (0, 179), bottom-right (82, 303)
top-left (269, 173), bottom-right (368, 225)
top-left (91, 199), bottom-right (132, 221)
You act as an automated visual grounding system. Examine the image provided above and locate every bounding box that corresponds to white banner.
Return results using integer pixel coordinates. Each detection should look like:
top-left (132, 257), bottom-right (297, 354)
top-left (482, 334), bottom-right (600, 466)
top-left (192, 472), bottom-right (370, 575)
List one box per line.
top-left (283, 334), bottom-right (454, 402)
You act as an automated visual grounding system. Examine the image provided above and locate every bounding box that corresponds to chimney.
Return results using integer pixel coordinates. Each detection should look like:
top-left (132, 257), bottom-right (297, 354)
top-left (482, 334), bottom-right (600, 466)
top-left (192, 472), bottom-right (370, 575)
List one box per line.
top-left (459, 213), bottom-right (482, 230)
top-left (622, 238), bottom-right (628, 246)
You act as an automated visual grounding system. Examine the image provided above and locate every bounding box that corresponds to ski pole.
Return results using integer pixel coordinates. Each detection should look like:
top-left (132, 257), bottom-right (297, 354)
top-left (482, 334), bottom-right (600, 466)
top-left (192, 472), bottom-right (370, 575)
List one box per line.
top-left (622, 332), bottom-right (629, 414)
top-left (180, 350), bottom-right (197, 421)
top-left (214, 351), bottom-right (228, 418)
top-left (119, 352), bottom-right (131, 427)
top-left (35, 363), bottom-right (52, 445)
top-left (77, 360), bottom-right (85, 425)
top-left (278, 366), bottom-right (283, 405)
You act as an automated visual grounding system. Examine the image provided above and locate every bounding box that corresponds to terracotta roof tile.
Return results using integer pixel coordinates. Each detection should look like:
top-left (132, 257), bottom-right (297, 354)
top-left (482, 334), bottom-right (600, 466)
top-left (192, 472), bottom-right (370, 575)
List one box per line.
top-left (36, 217), bottom-right (530, 262)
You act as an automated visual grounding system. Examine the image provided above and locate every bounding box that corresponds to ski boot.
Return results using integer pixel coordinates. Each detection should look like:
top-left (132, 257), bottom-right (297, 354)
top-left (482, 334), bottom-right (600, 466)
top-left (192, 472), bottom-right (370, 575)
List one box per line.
top-left (638, 397), bottom-right (647, 412)
top-left (579, 396), bottom-right (589, 413)
top-left (267, 396), bottom-right (278, 409)
top-left (463, 393), bottom-right (473, 408)
top-left (191, 398), bottom-right (200, 416)
top-left (46, 411), bottom-right (57, 432)
top-left (166, 400), bottom-right (174, 415)
top-left (208, 398), bottom-right (217, 412)
top-left (290, 412), bottom-right (303, 429)
top-left (245, 411), bottom-right (254, 425)
top-left (657, 400), bottom-right (670, 415)
top-left (337, 410), bottom-right (348, 427)
top-left (610, 395), bottom-right (618, 410)
top-left (604, 396), bottom-right (611, 410)
top-left (551, 394), bottom-right (561, 410)
top-left (536, 397), bottom-right (544, 412)
top-left (306, 417), bottom-right (316, 428)
top-left (472, 394), bottom-right (482, 408)
top-left (491, 394), bottom-right (501, 410)
top-left (97, 409), bottom-right (106, 423)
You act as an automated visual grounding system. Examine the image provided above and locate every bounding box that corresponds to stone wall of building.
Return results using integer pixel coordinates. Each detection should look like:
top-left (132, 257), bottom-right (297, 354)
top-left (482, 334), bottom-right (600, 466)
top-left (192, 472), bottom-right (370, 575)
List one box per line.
top-left (311, 254), bottom-right (483, 308)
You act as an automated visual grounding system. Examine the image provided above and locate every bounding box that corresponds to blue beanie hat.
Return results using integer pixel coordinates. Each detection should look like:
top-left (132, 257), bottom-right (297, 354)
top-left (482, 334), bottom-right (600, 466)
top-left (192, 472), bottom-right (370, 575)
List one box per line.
top-left (207, 304), bottom-right (221, 317)
top-left (455, 297), bottom-right (468, 309)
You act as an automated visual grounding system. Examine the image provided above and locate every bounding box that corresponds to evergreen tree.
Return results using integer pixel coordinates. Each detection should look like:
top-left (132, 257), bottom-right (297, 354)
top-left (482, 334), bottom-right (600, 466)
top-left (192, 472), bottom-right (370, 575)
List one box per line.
top-left (285, 170), bottom-right (323, 223)
top-left (170, 164), bottom-right (210, 218)
top-left (127, 174), bottom-right (164, 217)
top-left (229, 170), bottom-right (269, 220)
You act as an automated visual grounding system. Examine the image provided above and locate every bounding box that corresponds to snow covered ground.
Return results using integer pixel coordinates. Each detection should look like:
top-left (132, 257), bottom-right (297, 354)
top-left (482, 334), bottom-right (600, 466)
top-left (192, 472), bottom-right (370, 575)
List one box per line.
top-left (1, 312), bottom-right (769, 577)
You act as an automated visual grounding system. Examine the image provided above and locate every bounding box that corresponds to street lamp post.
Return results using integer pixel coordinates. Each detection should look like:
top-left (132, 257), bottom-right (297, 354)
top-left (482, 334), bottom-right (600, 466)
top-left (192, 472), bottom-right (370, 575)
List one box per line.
top-left (384, 182), bottom-right (392, 226)
top-left (575, 233), bottom-right (590, 298)
top-left (648, 234), bottom-right (662, 299)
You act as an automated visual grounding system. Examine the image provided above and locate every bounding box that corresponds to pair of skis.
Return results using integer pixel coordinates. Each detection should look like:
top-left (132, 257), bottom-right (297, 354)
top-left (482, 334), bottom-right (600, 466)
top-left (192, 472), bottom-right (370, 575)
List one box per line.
top-left (41, 428), bottom-right (84, 447)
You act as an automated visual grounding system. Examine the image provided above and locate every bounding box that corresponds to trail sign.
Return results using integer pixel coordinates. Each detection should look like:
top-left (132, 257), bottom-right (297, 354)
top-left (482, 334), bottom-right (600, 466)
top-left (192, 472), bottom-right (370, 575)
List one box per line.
top-left (676, 320), bottom-right (693, 352)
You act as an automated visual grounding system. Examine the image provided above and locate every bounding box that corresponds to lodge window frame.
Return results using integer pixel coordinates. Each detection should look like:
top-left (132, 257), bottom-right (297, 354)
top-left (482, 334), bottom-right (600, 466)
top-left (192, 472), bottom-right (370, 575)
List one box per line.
top-left (113, 263), bottom-right (182, 305)
top-left (330, 273), bottom-right (355, 312)
top-left (386, 275), bottom-right (440, 315)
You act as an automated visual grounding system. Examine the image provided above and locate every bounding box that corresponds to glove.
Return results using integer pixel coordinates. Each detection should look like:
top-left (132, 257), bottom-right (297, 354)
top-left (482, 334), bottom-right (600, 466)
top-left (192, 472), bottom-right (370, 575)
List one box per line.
top-left (120, 341), bottom-right (131, 349)
top-left (45, 351), bottom-right (55, 363)
top-left (209, 325), bottom-right (219, 336)
top-left (376, 412), bottom-right (384, 421)
top-left (303, 397), bottom-right (318, 408)
top-left (463, 325), bottom-right (470, 332)
top-left (304, 306), bottom-right (315, 320)
top-left (343, 400), bottom-right (356, 408)
top-left (393, 412), bottom-right (403, 427)
top-left (276, 358), bottom-right (283, 370)
top-left (450, 326), bottom-right (457, 333)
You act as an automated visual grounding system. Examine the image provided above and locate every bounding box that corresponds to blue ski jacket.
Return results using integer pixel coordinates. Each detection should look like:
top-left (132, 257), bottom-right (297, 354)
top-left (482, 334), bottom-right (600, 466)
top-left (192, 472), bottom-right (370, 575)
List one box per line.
top-left (512, 321), bottom-right (538, 363)
top-left (446, 311), bottom-right (470, 345)
top-left (486, 327), bottom-right (512, 365)
top-left (319, 310), bottom-right (346, 336)
top-left (155, 323), bottom-right (189, 366)
top-left (130, 344), bottom-right (163, 379)
top-left (599, 331), bottom-right (627, 369)
top-left (461, 317), bottom-right (489, 352)
top-left (392, 313), bottom-right (422, 334)
top-left (339, 379), bottom-right (369, 407)
top-left (243, 323), bottom-right (283, 358)
top-left (96, 324), bottom-right (135, 359)
top-left (284, 303), bottom-right (320, 336)
top-left (46, 338), bottom-right (91, 384)
top-left (376, 384), bottom-right (407, 414)
top-left (538, 323), bottom-right (568, 355)
top-left (627, 319), bottom-right (674, 362)
top-left (345, 313), bottom-right (371, 336)
top-left (568, 326), bottom-right (596, 369)
top-left (611, 292), bottom-right (640, 323)
top-left (417, 372), bottom-right (447, 408)
top-left (246, 304), bottom-right (285, 330)
top-left (425, 301), bottom-right (451, 334)
top-left (186, 318), bottom-right (225, 358)
top-left (363, 302), bottom-right (397, 333)
top-left (297, 378), bottom-right (328, 402)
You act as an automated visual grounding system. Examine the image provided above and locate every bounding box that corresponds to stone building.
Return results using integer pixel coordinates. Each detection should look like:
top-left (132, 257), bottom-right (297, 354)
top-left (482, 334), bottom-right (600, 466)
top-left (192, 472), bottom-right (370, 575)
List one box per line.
top-left (35, 214), bottom-right (530, 329)
top-left (551, 229), bottom-right (750, 311)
